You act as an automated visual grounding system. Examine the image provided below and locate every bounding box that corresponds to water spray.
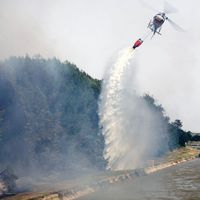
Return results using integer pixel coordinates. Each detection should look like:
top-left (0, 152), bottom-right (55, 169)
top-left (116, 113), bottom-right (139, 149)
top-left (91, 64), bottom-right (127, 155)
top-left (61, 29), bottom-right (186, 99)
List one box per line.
top-left (99, 47), bottom-right (168, 170)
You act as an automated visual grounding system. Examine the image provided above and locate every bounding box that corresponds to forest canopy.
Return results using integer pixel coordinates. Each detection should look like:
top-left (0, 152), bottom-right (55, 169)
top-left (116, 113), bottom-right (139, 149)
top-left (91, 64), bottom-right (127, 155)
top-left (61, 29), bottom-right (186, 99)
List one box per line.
top-left (0, 56), bottom-right (196, 177)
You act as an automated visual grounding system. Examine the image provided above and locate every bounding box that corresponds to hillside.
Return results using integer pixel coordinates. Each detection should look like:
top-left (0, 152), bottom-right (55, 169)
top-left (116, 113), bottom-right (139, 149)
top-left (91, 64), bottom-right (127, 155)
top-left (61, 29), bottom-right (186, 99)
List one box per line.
top-left (0, 56), bottom-right (197, 180)
top-left (0, 56), bottom-right (105, 177)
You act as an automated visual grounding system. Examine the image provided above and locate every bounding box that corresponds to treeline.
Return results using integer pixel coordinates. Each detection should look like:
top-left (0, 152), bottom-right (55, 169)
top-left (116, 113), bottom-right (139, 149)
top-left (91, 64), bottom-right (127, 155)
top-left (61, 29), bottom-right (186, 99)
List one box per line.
top-left (143, 95), bottom-right (199, 150)
top-left (0, 56), bottom-right (198, 177)
top-left (0, 56), bottom-right (105, 176)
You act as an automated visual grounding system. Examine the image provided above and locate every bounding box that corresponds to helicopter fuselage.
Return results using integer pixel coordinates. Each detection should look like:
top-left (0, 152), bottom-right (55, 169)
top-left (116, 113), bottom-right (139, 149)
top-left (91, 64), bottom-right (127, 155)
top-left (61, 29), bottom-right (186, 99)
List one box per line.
top-left (148, 13), bottom-right (168, 35)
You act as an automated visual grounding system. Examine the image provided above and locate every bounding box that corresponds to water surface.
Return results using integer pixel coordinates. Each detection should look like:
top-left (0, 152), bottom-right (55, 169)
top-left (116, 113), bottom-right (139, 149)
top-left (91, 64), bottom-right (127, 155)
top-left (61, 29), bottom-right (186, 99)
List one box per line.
top-left (80, 159), bottom-right (200, 200)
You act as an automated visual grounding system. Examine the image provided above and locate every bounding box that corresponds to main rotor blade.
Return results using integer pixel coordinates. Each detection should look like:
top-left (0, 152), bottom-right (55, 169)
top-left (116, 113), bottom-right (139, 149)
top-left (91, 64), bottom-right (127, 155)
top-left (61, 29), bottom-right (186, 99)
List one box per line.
top-left (167, 18), bottom-right (185, 32)
top-left (139, 0), bottom-right (158, 12)
top-left (164, 1), bottom-right (178, 14)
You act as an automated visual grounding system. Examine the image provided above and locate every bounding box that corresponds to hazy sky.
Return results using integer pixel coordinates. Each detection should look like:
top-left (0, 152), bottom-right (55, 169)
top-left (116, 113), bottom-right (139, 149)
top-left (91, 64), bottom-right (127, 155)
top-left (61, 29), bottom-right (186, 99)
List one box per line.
top-left (0, 0), bottom-right (200, 132)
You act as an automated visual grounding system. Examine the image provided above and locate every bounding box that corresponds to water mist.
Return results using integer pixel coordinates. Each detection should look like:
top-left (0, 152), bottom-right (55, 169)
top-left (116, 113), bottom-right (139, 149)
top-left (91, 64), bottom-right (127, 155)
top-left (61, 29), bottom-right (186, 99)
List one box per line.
top-left (99, 48), bottom-right (168, 170)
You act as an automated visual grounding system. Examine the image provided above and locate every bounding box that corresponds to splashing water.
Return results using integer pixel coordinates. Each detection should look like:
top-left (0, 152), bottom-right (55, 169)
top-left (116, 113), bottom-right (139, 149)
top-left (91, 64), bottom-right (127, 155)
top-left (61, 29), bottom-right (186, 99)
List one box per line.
top-left (99, 48), bottom-right (168, 170)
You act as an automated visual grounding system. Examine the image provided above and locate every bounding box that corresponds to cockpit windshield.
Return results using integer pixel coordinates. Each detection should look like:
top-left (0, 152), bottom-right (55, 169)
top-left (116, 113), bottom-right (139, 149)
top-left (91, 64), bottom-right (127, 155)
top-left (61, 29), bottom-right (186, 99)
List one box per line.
top-left (154, 15), bottom-right (164, 23)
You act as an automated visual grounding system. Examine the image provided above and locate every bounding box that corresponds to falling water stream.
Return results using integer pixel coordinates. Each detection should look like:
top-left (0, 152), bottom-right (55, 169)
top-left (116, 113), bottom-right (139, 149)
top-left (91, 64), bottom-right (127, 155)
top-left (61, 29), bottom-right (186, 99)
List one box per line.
top-left (99, 48), bottom-right (168, 170)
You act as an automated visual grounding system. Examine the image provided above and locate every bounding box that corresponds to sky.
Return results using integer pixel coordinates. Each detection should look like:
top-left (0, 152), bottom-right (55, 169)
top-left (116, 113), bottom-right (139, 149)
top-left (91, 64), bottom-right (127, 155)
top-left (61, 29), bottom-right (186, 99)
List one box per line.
top-left (0, 0), bottom-right (200, 132)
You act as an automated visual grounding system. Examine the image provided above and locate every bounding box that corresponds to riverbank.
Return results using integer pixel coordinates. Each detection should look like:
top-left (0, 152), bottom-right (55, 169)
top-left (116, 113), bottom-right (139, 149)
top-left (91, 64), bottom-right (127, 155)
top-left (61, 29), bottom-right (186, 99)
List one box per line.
top-left (3, 147), bottom-right (200, 200)
top-left (146, 146), bottom-right (200, 174)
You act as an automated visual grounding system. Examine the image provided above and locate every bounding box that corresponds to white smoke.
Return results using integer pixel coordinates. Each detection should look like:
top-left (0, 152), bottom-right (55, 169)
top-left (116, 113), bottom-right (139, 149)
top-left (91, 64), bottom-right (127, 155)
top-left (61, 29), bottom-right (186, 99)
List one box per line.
top-left (99, 48), bottom-right (168, 170)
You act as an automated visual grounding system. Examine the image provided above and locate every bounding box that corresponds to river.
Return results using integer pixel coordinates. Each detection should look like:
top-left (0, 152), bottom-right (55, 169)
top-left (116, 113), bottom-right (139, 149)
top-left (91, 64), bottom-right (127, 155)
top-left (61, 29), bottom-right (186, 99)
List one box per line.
top-left (80, 159), bottom-right (200, 200)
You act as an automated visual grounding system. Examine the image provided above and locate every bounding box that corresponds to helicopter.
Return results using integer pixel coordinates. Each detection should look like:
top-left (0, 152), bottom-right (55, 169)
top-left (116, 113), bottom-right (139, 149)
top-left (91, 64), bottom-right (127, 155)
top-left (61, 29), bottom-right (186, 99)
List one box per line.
top-left (132, 1), bottom-right (184, 49)
top-left (142, 1), bottom-right (184, 37)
